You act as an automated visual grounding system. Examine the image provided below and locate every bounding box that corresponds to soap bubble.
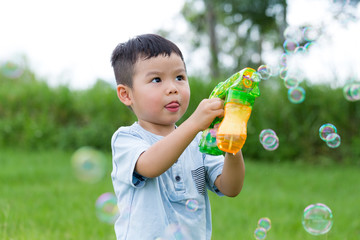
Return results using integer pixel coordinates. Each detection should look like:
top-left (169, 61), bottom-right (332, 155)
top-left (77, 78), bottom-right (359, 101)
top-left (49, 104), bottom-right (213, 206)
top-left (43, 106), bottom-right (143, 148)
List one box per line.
top-left (284, 76), bottom-right (299, 89)
top-left (257, 65), bottom-right (272, 80)
top-left (279, 67), bottom-right (288, 79)
top-left (262, 135), bottom-right (279, 151)
top-left (303, 27), bottom-right (321, 42)
top-left (343, 83), bottom-right (360, 101)
top-left (349, 84), bottom-right (360, 100)
top-left (319, 123), bottom-right (337, 141)
top-left (302, 203), bottom-right (333, 236)
top-left (185, 199), bottom-right (199, 212)
top-left (288, 86), bottom-right (305, 104)
top-left (95, 192), bottom-right (119, 224)
top-left (251, 71), bottom-right (262, 82)
top-left (304, 41), bottom-right (316, 50)
top-left (254, 227), bottom-right (267, 240)
top-left (279, 53), bottom-right (288, 67)
top-left (71, 146), bottom-right (107, 183)
top-left (259, 129), bottom-right (279, 151)
top-left (294, 46), bottom-right (307, 54)
top-left (283, 39), bottom-right (299, 53)
top-left (0, 58), bottom-right (25, 79)
top-left (258, 217), bottom-right (271, 231)
top-left (326, 133), bottom-right (341, 148)
top-left (259, 129), bottom-right (276, 144)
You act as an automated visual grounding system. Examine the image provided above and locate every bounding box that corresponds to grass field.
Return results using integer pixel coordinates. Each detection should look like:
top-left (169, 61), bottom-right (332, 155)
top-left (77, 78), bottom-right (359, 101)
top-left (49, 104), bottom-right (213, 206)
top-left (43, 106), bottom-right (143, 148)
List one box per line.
top-left (1, 148), bottom-right (359, 239)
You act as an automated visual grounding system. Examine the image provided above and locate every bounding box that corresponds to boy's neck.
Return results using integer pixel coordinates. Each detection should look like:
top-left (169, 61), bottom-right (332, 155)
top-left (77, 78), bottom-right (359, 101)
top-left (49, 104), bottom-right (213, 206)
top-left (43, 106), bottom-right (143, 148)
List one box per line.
top-left (138, 121), bottom-right (176, 136)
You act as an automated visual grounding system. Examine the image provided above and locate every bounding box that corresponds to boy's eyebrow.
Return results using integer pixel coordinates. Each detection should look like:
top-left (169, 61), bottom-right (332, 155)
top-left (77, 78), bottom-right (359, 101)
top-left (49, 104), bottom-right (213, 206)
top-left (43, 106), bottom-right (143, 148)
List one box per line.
top-left (173, 68), bottom-right (186, 74)
top-left (145, 68), bottom-right (186, 77)
top-left (145, 71), bottom-right (162, 77)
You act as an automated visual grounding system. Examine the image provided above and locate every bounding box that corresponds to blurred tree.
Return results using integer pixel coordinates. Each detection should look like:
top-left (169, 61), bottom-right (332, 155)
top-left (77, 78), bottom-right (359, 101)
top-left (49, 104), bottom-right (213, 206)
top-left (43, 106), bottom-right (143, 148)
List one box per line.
top-left (181, 0), bottom-right (287, 79)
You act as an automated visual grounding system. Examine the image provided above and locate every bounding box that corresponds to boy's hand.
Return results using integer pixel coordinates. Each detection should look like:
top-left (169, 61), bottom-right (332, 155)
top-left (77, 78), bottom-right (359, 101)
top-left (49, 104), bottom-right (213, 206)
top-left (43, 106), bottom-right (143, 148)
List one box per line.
top-left (187, 98), bottom-right (224, 132)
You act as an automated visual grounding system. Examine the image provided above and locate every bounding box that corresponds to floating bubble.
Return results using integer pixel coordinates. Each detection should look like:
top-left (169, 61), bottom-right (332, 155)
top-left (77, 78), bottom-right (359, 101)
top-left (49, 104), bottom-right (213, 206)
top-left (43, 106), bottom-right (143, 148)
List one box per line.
top-left (279, 67), bottom-right (288, 79)
top-left (343, 83), bottom-right (360, 101)
top-left (0, 58), bottom-right (25, 79)
top-left (349, 84), bottom-right (360, 100)
top-left (302, 203), bottom-right (333, 236)
top-left (279, 53), bottom-right (288, 67)
top-left (259, 129), bottom-right (276, 144)
top-left (284, 76), bottom-right (299, 89)
top-left (95, 192), bottom-right (119, 224)
top-left (258, 217), bottom-right (271, 231)
top-left (288, 86), bottom-right (305, 104)
top-left (257, 65), bottom-right (272, 80)
top-left (251, 71), bottom-right (262, 83)
top-left (254, 227), bottom-right (267, 240)
top-left (319, 123), bottom-right (337, 141)
top-left (262, 134), bottom-right (279, 151)
top-left (283, 39), bottom-right (300, 53)
top-left (303, 27), bottom-right (321, 42)
top-left (185, 199), bottom-right (199, 212)
top-left (294, 46), bottom-right (307, 54)
top-left (326, 133), bottom-right (341, 148)
top-left (259, 129), bottom-right (279, 151)
top-left (71, 146), bottom-right (107, 183)
top-left (304, 41), bottom-right (315, 50)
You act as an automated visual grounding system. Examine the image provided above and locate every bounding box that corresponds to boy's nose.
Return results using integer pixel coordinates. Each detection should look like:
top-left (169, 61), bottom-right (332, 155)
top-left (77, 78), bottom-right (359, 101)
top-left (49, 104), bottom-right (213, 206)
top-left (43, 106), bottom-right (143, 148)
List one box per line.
top-left (167, 82), bottom-right (178, 94)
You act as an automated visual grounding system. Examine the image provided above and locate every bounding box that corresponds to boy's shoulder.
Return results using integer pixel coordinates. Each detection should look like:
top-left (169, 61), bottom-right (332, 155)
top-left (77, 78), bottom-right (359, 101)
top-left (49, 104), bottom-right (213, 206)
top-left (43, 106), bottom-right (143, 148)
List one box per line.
top-left (112, 122), bottom-right (163, 143)
top-left (113, 122), bottom-right (141, 137)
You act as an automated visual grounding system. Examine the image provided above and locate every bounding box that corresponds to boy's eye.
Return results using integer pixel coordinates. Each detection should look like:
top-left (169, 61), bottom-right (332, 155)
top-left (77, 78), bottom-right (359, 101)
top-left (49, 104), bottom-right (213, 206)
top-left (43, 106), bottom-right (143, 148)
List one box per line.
top-left (151, 78), bottom-right (161, 83)
top-left (176, 75), bottom-right (185, 81)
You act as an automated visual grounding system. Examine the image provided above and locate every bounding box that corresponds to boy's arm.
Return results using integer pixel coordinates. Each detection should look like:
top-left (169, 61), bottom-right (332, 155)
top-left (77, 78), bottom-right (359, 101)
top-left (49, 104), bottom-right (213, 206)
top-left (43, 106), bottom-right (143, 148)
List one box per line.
top-left (135, 98), bottom-right (224, 178)
top-left (214, 150), bottom-right (245, 197)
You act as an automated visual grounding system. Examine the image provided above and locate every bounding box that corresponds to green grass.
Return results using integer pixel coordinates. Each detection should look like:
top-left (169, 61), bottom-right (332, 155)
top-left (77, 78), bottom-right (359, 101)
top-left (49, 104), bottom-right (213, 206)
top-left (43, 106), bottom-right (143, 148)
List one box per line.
top-left (1, 149), bottom-right (359, 239)
top-left (210, 160), bottom-right (360, 239)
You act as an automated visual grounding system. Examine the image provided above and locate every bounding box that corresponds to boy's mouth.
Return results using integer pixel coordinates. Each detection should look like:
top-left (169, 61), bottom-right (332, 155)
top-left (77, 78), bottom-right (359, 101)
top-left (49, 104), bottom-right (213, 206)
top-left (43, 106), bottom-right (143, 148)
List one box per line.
top-left (165, 101), bottom-right (180, 112)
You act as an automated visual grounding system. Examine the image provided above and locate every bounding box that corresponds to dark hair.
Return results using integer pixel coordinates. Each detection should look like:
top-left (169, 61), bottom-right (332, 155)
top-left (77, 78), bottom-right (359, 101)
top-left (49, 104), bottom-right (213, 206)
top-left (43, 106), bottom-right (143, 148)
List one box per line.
top-left (111, 34), bottom-right (185, 87)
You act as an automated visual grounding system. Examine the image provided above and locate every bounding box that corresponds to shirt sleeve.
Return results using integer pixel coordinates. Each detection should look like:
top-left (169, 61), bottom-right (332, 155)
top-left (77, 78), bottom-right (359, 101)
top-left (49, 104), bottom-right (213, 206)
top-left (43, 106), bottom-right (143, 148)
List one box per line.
top-left (203, 152), bottom-right (225, 196)
top-left (111, 127), bottom-right (150, 188)
top-left (194, 133), bottom-right (225, 196)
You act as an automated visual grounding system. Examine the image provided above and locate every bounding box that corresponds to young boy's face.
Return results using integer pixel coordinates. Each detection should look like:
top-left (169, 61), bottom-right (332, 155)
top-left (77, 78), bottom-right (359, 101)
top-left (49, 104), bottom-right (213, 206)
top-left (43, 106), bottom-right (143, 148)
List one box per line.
top-left (127, 53), bottom-right (190, 130)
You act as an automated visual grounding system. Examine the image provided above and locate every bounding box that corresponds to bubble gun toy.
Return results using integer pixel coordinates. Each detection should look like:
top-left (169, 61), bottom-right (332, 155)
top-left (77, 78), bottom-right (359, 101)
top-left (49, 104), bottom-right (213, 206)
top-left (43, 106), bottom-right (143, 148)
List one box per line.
top-left (199, 68), bottom-right (261, 155)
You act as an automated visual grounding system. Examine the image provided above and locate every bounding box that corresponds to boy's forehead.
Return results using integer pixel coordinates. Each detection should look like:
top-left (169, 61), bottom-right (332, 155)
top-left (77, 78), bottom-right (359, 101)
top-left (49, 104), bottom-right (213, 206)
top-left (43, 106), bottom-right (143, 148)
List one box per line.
top-left (134, 53), bottom-right (185, 70)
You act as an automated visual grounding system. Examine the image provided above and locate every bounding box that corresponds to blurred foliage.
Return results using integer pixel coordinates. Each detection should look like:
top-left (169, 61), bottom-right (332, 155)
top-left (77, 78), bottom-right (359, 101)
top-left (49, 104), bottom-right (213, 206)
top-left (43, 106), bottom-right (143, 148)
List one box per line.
top-left (1, 66), bottom-right (359, 164)
top-left (181, 0), bottom-right (287, 77)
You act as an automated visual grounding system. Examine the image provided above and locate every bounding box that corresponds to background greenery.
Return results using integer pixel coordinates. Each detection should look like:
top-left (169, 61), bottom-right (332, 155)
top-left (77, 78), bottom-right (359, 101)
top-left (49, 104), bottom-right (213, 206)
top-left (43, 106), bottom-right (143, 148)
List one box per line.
top-left (1, 68), bottom-right (359, 163)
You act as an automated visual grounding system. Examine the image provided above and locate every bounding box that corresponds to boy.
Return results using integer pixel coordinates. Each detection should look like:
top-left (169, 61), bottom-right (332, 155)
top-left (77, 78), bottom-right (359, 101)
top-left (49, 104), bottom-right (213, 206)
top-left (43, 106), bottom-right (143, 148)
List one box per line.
top-left (110, 34), bottom-right (245, 240)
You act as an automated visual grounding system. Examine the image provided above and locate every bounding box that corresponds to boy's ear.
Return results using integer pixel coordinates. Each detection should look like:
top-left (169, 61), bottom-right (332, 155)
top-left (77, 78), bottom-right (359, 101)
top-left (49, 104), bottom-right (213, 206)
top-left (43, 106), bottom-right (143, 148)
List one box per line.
top-left (117, 84), bottom-right (132, 106)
